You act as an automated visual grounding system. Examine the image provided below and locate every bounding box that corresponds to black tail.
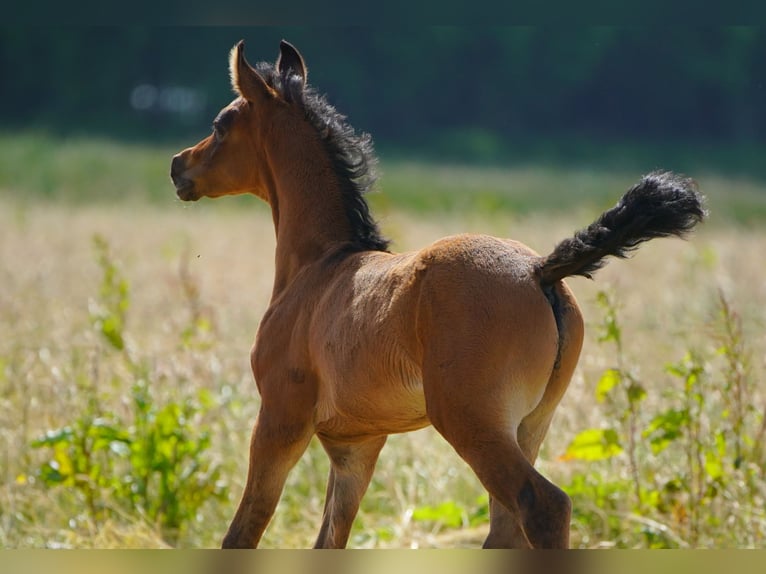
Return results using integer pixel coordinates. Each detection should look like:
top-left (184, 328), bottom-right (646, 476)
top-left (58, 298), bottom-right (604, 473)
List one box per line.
top-left (538, 171), bottom-right (706, 286)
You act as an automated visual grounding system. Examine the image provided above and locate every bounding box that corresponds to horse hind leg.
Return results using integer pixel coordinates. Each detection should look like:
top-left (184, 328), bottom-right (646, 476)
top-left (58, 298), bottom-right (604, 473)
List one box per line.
top-left (455, 430), bottom-right (571, 549)
top-left (484, 420), bottom-right (573, 549)
top-left (518, 280), bottom-right (584, 463)
top-left (416, 271), bottom-right (581, 547)
top-left (314, 435), bottom-right (387, 548)
top-left (484, 283), bottom-right (584, 548)
top-left (424, 370), bottom-right (572, 548)
top-left (483, 405), bottom-right (569, 549)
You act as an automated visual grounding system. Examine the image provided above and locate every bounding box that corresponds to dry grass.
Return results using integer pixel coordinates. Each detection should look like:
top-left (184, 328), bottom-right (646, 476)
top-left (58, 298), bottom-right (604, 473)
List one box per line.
top-left (1, 193), bottom-right (764, 548)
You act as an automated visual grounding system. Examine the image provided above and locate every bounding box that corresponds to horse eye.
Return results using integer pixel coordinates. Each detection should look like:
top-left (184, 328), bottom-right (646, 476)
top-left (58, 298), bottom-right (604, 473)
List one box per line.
top-left (213, 122), bottom-right (227, 140)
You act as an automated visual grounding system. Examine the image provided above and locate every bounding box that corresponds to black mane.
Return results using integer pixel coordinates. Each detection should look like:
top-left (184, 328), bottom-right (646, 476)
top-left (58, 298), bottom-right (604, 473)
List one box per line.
top-left (255, 61), bottom-right (390, 252)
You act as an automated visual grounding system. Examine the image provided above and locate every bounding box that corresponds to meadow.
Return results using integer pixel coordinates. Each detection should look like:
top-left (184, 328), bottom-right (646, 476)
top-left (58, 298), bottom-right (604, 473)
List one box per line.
top-left (0, 131), bottom-right (764, 548)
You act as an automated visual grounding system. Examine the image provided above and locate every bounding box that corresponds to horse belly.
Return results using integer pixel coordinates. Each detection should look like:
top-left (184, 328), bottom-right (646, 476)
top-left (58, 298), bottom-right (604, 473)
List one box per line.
top-left (314, 349), bottom-right (429, 438)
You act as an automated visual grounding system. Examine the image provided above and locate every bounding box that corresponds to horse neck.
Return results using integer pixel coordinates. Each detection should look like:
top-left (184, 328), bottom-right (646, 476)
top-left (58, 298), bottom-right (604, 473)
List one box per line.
top-left (265, 136), bottom-right (353, 295)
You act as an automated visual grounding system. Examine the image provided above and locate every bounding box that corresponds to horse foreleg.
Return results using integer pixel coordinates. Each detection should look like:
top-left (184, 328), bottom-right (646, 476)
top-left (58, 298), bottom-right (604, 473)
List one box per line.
top-left (221, 409), bottom-right (314, 548)
top-left (313, 435), bottom-right (387, 548)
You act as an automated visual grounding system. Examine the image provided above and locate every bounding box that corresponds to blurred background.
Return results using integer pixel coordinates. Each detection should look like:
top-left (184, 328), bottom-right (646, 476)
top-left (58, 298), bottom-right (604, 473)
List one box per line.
top-left (2, 26), bottom-right (764, 176)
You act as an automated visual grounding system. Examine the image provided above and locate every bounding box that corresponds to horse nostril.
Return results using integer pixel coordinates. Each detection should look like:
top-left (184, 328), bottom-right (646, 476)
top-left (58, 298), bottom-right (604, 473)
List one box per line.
top-left (170, 155), bottom-right (185, 179)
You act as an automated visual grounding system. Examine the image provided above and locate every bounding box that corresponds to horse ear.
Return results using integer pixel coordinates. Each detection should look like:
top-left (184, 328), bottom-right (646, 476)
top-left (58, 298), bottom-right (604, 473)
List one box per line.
top-left (277, 39), bottom-right (307, 87)
top-left (229, 40), bottom-right (273, 102)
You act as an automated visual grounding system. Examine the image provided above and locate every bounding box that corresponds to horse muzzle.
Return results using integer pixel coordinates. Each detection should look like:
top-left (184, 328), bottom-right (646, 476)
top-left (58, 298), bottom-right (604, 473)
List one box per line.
top-left (170, 154), bottom-right (199, 201)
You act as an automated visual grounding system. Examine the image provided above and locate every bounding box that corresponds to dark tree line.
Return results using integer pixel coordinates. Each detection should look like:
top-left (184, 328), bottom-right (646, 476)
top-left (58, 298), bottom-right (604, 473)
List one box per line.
top-left (2, 27), bottom-right (764, 153)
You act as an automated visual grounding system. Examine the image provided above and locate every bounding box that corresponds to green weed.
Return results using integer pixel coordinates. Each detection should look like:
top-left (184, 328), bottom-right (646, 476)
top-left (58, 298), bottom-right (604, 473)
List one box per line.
top-left (29, 235), bottom-right (227, 545)
top-left (410, 495), bottom-right (489, 532)
top-left (562, 288), bottom-right (766, 548)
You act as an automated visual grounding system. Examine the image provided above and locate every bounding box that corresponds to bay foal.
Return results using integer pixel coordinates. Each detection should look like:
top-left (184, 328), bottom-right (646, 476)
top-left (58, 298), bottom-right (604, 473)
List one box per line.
top-left (170, 40), bottom-right (705, 548)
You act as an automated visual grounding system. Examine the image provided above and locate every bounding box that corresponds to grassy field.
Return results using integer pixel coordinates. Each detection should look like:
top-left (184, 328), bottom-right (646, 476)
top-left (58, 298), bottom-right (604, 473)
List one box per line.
top-left (0, 132), bottom-right (765, 548)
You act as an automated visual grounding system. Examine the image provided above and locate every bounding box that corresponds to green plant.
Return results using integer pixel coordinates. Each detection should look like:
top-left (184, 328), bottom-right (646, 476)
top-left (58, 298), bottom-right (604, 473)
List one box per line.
top-left (31, 381), bottom-right (225, 544)
top-left (410, 494), bottom-right (489, 532)
top-left (30, 235), bottom-right (227, 545)
top-left (562, 288), bottom-right (766, 548)
top-left (89, 234), bottom-right (129, 351)
top-left (563, 291), bottom-right (646, 508)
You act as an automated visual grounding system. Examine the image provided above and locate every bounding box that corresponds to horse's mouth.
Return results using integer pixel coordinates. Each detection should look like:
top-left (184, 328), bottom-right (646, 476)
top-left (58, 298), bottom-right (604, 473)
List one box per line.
top-left (173, 178), bottom-right (199, 201)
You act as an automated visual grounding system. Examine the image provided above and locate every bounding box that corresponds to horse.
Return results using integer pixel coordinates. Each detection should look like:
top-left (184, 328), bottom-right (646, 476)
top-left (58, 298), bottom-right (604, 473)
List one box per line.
top-left (170, 39), bottom-right (705, 549)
